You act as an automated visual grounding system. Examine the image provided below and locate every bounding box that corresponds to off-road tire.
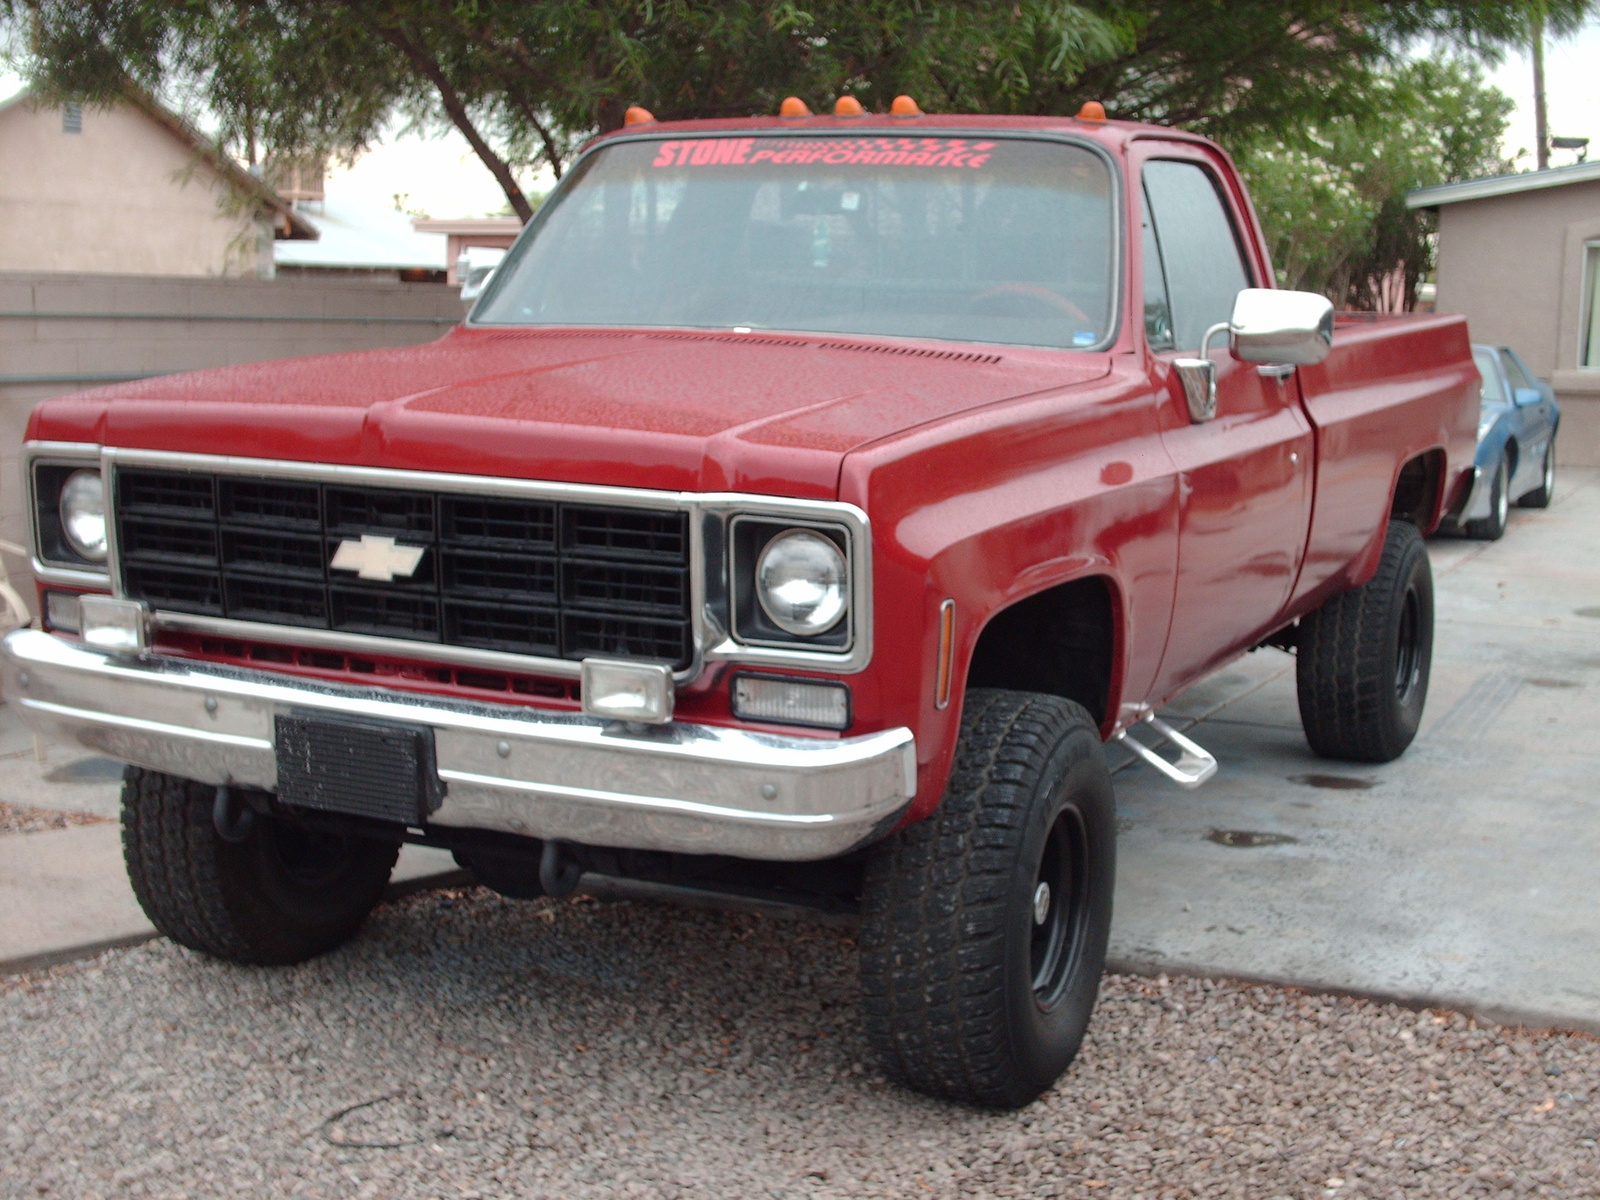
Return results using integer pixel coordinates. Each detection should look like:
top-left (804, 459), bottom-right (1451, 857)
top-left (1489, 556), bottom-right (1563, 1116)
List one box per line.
top-left (1517, 438), bottom-right (1556, 509)
top-left (859, 689), bottom-right (1115, 1109)
top-left (122, 768), bottom-right (399, 965)
top-left (1296, 520), bottom-right (1434, 763)
top-left (1464, 451), bottom-right (1510, 540)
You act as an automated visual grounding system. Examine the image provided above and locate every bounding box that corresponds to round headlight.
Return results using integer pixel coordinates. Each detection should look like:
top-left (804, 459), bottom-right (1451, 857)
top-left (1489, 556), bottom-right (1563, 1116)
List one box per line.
top-left (59, 469), bottom-right (107, 562)
top-left (756, 530), bottom-right (847, 636)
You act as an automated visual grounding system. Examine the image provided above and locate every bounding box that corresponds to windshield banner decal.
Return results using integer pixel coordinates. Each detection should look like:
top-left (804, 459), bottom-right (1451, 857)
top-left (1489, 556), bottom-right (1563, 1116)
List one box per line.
top-left (651, 137), bottom-right (998, 170)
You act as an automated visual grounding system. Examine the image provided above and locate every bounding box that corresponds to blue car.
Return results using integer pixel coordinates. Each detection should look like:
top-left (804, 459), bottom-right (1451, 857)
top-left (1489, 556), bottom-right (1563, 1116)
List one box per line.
top-left (1447, 344), bottom-right (1560, 540)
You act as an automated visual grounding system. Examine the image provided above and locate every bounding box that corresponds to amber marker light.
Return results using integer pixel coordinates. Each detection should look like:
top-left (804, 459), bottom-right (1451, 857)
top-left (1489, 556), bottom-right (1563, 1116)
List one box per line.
top-left (624, 105), bottom-right (656, 126)
top-left (833, 95), bottom-right (865, 117)
top-left (779, 96), bottom-right (812, 118)
top-left (935, 598), bottom-right (956, 710)
top-left (1076, 100), bottom-right (1107, 122)
top-left (890, 95), bottom-right (923, 117)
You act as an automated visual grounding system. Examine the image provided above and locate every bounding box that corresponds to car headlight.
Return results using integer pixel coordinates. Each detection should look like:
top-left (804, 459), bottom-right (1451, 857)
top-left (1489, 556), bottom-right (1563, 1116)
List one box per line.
top-left (755, 530), bottom-right (847, 636)
top-left (58, 469), bottom-right (107, 562)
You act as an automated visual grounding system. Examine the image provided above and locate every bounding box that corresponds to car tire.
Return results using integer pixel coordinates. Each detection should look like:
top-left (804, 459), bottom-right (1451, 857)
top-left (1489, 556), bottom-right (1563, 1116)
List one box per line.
top-left (859, 689), bottom-right (1115, 1109)
top-left (122, 768), bottom-right (400, 965)
top-left (1296, 520), bottom-right (1434, 763)
top-left (1464, 451), bottom-right (1510, 540)
top-left (1517, 438), bottom-right (1556, 509)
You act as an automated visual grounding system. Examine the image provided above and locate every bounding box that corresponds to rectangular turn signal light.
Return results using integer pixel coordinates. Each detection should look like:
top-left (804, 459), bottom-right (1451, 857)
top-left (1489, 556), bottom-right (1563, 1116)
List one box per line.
top-left (731, 673), bottom-right (850, 731)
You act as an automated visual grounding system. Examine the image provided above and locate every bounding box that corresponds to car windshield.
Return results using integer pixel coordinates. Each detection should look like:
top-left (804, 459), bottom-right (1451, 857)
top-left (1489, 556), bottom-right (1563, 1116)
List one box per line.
top-left (1473, 348), bottom-right (1505, 405)
top-left (473, 135), bottom-right (1116, 351)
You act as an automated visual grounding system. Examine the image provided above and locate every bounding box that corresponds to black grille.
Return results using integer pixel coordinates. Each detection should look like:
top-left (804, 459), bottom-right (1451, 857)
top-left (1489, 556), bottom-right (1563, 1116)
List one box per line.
top-left (115, 469), bottom-right (692, 667)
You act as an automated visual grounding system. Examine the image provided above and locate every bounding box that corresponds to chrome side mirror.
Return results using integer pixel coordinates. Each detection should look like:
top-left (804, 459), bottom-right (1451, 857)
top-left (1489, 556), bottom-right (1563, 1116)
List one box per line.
top-left (1171, 289), bottom-right (1334, 426)
top-left (1229, 288), bottom-right (1334, 366)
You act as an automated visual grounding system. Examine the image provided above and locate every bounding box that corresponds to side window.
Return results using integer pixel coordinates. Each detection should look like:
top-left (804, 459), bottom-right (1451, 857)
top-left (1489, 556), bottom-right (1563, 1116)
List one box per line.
top-left (1141, 190), bottom-right (1175, 351)
top-left (1473, 348), bottom-right (1506, 404)
top-left (1142, 159), bottom-right (1252, 354)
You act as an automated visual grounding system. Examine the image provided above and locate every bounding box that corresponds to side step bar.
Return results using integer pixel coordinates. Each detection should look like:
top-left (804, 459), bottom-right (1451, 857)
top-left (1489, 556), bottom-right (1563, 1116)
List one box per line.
top-left (1112, 713), bottom-right (1218, 789)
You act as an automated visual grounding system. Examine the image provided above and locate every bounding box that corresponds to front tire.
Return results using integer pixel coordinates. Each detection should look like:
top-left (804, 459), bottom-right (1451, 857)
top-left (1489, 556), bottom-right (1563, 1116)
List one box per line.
top-left (1296, 520), bottom-right (1434, 763)
top-left (1517, 438), bottom-right (1556, 508)
top-left (859, 690), bottom-right (1115, 1109)
top-left (122, 768), bottom-right (400, 965)
top-left (1464, 451), bottom-right (1510, 540)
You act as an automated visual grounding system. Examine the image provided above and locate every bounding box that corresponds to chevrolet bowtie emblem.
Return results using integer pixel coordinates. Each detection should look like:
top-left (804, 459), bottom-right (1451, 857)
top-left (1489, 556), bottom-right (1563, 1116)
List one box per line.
top-left (329, 534), bottom-right (426, 582)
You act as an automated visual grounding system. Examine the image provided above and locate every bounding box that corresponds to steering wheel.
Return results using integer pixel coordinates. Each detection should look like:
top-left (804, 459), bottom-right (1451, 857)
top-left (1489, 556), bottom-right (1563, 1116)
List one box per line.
top-left (968, 282), bottom-right (1091, 324)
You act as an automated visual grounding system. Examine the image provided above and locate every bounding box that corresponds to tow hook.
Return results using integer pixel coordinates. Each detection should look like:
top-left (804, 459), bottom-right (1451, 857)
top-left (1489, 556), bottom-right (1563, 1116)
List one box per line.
top-left (212, 785), bottom-right (257, 843)
top-left (539, 839), bottom-right (584, 897)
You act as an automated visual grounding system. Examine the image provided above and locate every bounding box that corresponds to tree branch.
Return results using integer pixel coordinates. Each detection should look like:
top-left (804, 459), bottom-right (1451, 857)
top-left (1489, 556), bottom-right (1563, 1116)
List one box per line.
top-left (380, 24), bottom-right (533, 222)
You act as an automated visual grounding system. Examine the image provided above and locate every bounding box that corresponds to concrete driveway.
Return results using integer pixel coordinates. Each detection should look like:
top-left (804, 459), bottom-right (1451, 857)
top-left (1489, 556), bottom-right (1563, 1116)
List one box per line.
top-left (1108, 467), bottom-right (1600, 1032)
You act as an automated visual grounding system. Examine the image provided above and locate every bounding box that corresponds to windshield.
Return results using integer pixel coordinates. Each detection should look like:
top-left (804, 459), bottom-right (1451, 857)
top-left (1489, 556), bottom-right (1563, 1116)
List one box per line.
top-left (474, 135), bottom-right (1117, 351)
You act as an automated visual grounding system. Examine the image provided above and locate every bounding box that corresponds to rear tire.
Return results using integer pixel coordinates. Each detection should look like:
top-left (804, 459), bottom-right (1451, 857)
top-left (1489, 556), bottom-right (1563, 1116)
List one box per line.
top-left (1296, 521), bottom-right (1434, 763)
top-left (122, 768), bottom-right (399, 965)
top-left (1464, 451), bottom-right (1510, 540)
top-left (859, 689), bottom-right (1114, 1109)
top-left (1517, 438), bottom-right (1556, 508)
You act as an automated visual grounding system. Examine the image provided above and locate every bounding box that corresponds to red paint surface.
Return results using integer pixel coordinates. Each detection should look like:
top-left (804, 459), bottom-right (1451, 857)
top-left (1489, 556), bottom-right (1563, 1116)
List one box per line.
top-left (29, 114), bottom-right (1479, 829)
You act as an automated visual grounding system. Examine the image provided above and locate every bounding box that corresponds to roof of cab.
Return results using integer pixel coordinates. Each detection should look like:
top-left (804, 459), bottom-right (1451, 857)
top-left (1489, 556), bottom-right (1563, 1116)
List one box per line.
top-left (590, 112), bottom-right (1200, 154)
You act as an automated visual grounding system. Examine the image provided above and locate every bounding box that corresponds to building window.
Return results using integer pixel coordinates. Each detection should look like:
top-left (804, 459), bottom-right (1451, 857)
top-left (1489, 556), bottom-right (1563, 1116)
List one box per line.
top-left (1585, 244), bottom-right (1600, 368)
top-left (62, 101), bottom-right (82, 134)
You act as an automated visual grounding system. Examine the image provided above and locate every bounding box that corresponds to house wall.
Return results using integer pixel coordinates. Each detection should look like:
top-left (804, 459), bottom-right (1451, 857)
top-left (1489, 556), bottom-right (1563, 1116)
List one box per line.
top-left (0, 98), bottom-right (262, 277)
top-left (1433, 178), bottom-right (1600, 466)
top-left (0, 271), bottom-right (467, 607)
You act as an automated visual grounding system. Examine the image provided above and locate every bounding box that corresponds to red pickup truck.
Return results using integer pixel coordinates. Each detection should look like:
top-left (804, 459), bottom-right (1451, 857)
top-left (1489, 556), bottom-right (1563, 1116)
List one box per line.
top-left (5, 103), bottom-right (1478, 1109)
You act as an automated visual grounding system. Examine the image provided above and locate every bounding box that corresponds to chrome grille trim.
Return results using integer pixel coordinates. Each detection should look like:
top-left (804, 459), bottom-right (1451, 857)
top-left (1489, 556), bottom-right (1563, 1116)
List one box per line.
top-left (26, 445), bottom-right (875, 678)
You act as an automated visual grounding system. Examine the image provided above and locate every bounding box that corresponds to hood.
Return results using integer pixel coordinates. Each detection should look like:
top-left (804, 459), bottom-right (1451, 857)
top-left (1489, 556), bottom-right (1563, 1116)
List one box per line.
top-left (29, 327), bottom-right (1109, 498)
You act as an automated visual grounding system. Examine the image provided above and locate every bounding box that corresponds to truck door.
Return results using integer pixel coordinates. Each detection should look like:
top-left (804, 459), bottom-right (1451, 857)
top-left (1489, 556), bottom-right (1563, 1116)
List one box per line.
top-left (1138, 152), bottom-right (1315, 699)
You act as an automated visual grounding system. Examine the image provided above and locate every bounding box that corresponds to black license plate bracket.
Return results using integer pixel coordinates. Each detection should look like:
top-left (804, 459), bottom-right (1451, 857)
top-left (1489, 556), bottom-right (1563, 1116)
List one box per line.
top-left (274, 710), bottom-right (444, 825)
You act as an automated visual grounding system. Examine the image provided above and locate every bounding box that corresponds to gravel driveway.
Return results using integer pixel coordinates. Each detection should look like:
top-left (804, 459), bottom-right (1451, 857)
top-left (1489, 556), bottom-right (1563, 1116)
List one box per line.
top-left (3, 886), bottom-right (1595, 1199)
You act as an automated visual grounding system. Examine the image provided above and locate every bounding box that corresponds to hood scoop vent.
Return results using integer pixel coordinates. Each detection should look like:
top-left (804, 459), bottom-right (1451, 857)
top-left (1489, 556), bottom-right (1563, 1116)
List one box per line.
top-left (473, 327), bottom-right (1003, 366)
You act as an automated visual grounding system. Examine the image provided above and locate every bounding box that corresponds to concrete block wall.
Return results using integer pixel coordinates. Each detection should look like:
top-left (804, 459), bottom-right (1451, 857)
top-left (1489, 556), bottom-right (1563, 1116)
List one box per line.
top-left (0, 271), bottom-right (466, 610)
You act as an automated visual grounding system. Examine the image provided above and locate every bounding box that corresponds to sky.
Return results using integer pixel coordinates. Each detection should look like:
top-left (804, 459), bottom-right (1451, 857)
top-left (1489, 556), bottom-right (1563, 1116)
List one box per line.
top-left (1484, 15), bottom-right (1600, 168)
top-left (3, 16), bottom-right (1599, 218)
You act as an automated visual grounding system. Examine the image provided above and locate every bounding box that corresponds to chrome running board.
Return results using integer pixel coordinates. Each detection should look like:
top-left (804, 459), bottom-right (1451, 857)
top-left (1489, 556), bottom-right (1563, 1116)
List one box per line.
top-left (1112, 713), bottom-right (1218, 789)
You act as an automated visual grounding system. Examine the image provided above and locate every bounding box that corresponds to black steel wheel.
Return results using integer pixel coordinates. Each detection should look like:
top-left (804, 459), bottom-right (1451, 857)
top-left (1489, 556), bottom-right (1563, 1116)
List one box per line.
top-left (1297, 520), bottom-right (1435, 763)
top-left (860, 689), bottom-right (1115, 1109)
top-left (122, 768), bottom-right (399, 965)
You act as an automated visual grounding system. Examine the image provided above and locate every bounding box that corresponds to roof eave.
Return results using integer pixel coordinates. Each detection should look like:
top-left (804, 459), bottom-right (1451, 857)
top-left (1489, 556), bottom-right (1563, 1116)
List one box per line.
top-left (1407, 160), bottom-right (1600, 209)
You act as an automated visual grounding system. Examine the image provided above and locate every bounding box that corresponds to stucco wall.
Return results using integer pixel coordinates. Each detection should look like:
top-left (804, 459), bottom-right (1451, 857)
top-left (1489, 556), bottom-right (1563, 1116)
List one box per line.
top-left (0, 271), bottom-right (467, 608)
top-left (1432, 178), bottom-right (1600, 466)
top-left (0, 97), bottom-right (262, 277)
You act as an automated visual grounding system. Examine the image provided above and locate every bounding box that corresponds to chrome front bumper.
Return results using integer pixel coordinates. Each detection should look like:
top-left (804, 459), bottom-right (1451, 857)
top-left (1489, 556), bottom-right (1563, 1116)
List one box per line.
top-left (0, 630), bottom-right (916, 861)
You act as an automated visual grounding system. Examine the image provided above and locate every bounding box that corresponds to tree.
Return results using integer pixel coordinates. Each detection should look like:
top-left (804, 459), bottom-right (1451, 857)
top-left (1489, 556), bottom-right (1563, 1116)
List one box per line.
top-left (3, 1), bottom-right (1588, 227)
top-left (1234, 57), bottom-right (1516, 309)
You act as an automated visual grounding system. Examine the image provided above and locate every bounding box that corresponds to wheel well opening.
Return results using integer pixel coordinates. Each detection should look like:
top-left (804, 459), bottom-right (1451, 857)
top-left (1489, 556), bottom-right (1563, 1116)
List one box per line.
top-left (1390, 450), bottom-right (1445, 528)
top-left (1503, 438), bottom-right (1519, 479)
top-left (965, 577), bottom-right (1114, 725)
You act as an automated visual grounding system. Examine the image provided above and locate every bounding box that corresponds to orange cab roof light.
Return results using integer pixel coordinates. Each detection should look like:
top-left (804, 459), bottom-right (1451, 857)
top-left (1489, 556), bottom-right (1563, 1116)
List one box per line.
top-left (833, 95), bottom-right (865, 117)
top-left (1076, 100), bottom-right (1107, 122)
top-left (624, 105), bottom-right (656, 126)
top-left (890, 95), bottom-right (923, 117)
top-left (779, 96), bottom-right (812, 118)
